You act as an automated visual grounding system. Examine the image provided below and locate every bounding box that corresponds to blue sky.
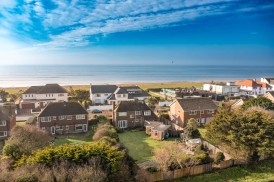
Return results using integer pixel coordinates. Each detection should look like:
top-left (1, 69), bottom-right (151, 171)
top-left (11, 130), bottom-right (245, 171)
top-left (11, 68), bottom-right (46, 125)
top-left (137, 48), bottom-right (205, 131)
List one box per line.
top-left (0, 0), bottom-right (274, 65)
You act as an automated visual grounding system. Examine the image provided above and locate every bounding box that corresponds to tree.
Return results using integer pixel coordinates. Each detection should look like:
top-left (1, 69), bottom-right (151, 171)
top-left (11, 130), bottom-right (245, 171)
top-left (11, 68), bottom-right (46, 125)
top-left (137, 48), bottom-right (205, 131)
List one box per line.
top-left (206, 106), bottom-right (274, 162)
top-left (146, 97), bottom-right (158, 109)
top-left (0, 89), bottom-right (9, 102)
top-left (69, 89), bottom-right (90, 102)
top-left (3, 125), bottom-right (52, 158)
top-left (242, 97), bottom-right (274, 110)
top-left (183, 118), bottom-right (200, 141)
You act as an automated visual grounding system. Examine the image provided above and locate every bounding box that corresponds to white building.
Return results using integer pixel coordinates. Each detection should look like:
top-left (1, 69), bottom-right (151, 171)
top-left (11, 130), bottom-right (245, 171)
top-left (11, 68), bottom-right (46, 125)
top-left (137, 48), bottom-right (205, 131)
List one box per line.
top-left (260, 78), bottom-right (274, 90)
top-left (90, 84), bottom-right (150, 105)
top-left (203, 83), bottom-right (240, 95)
top-left (20, 84), bottom-right (68, 109)
top-left (235, 79), bottom-right (272, 96)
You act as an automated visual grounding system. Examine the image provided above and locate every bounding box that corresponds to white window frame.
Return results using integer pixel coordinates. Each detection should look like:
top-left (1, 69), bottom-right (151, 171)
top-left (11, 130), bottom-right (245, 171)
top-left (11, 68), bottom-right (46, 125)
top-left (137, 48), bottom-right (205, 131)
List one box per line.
top-left (135, 111), bottom-right (142, 115)
top-left (66, 125), bottom-right (69, 130)
top-left (130, 115), bottom-right (134, 118)
top-left (76, 115), bottom-right (85, 120)
top-left (56, 125), bottom-right (63, 131)
top-left (41, 127), bottom-right (45, 131)
top-left (208, 109), bottom-right (215, 114)
top-left (0, 131), bottom-right (7, 137)
top-left (67, 115), bottom-right (72, 120)
top-left (118, 112), bottom-right (127, 117)
top-left (144, 110), bottom-right (151, 116)
top-left (53, 116), bottom-right (56, 120)
top-left (0, 120), bottom-right (6, 126)
top-left (59, 115), bottom-right (65, 120)
top-left (154, 130), bottom-right (158, 136)
top-left (118, 120), bottom-right (127, 128)
top-left (200, 110), bottom-right (204, 114)
top-left (41, 117), bottom-right (51, 122)
top-left (190, 110), bottom-right (197, 115)
top-left (75, 124), bottom-right (83, 131)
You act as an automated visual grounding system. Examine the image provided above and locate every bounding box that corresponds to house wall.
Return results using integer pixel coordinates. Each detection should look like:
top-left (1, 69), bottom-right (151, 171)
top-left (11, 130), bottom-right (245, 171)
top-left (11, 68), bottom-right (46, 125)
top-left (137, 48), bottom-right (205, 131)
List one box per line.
top-left (151, 130), bottom-right (163, 140)
top-left (91, 93), bottom-right (112, 104)
top-left (38, 114), bottom-right (88, 135)
top-left (0, 116), bottom-right (16, 141)
top-left (22, 93), bottom-right (68, 101)
top-left (203, 84), bottom-right (239, 94)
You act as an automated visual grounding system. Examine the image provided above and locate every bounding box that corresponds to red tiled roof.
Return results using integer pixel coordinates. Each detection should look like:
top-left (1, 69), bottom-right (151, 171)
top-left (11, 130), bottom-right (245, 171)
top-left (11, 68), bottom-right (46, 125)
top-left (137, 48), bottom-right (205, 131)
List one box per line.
top-left (235, 80), bottom-right (272, 88)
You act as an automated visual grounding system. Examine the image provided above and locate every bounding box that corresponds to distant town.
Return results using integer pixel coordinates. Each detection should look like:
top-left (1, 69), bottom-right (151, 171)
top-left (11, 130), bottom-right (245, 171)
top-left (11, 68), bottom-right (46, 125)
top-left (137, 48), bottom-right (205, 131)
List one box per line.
top-left (0, 77), bottom-right (273, 181)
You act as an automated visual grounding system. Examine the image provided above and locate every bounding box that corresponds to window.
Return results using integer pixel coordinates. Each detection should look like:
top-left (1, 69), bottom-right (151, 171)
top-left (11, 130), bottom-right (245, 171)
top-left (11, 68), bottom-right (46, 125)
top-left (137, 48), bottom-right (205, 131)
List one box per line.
top-left (76, 115), bottom-right (85, 120)
top-left (144, 110), bottom-right (151, 116)
top-left (154, 130), bottom-right (158, 136)
top-left (58, 93), bottom-right (64, 96)
top-left (200, 110), bottom-right (204, 114)
top-left (135, 119), bottom-right (139, 122)
top-left (130, 115), bottom-right (134, 118)
top-left (135, 111), bottom-right (142, 115)
top-left (0, 120), bottom-right (6, 126)
top-left (190, 110), bottom-right (197, 115)
top-left (41, 117), bottom-right (51, 122)
top-left (59, 115), bottom-right (65, 120)
top-left (208, 109), bottom-right (215, 114)
top-left (75, 124), bottom-right (83, 131)
top-left (96, 94), bottom-right (101, 97)
top-left (53, 116), bottom-right (56, 120)
top-left (118, 120), bottom-right (127, 128)
top-left (67, 115), bottom-right (72, 120)
top-left (118, 112), bottom-right (127, 116)
top-left (0, 131), bottom-right (7, 137)
top-left (56, 125), bottom-right (63, 131)
top-left (104, 94), bottom-right (108, 96)
top-left (66, 125), bottom-right (69, 130)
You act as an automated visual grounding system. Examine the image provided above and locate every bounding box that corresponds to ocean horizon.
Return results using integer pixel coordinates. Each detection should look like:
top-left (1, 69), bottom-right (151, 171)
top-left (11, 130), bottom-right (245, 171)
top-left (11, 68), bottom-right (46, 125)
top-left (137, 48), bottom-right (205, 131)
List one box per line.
top-left (0, 65), bottom-right (273, 87)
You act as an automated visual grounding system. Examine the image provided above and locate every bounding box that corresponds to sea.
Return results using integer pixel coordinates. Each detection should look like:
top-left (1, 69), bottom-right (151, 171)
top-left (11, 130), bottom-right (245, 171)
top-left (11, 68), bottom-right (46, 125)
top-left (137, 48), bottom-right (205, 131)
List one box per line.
top-left (0, 65), bottom-right (273, 87)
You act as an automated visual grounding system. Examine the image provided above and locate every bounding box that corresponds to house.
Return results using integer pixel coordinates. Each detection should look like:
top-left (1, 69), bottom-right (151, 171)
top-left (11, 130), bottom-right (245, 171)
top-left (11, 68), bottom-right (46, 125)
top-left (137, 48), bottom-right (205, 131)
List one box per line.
top-left (260, 78), bottom-right (274, 89)
top-left (113, 101), bottom-right (158, 129)
top-left (203, 83), bottom-right (240, 95)
top-left (0, 105), bottom-right (16, 140)
top-left (145, 121), bottom-right (171, 140)
top-left (160, 87), bottom-right (214, 99)
top-left (169, 98), bottom-right (217, 127)
top-left (37, 102), bottom-right (88, 135)
top-left (231, 99), bottom-right (245, 109)
top-left (264, 91), bottom-right (274, 103)
top-left (235, 79), bottom-right (272, 96)
top-left (90, 84), bottom-right (150, 104)
top-left (20, 84), bottom-right (68, 109)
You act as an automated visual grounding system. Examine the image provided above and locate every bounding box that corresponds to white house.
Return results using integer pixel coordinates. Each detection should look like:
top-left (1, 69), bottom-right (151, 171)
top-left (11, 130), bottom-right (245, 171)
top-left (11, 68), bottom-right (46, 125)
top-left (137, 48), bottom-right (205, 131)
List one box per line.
top-left (90, 84), bottom-right (150, 105)
top-left (260, 78), bottom-right (274, 90)
top-left (20, 84), bottom-right (68, 109)
top-left (203, 82), bottom-right (240, 95)
top-left (235, 79), bottom-right (272, 96)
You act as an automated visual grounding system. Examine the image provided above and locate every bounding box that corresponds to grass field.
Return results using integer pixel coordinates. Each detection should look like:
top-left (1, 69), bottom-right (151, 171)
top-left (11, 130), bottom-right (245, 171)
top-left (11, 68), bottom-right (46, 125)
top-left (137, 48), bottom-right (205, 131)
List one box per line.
top-left (171, 159), bottom-right (274, 182)
top-left (2, 82), bottom-right (203, 94)
top-left (54, 133), bottom-right (93, 145)
top-left (118, 131), bottom-right (179, 163)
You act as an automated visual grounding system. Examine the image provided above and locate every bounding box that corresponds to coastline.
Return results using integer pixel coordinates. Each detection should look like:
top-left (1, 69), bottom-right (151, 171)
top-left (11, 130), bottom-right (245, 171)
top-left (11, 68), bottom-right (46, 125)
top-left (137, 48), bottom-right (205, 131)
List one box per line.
top-left (1, 81), bottom-right (211, 94)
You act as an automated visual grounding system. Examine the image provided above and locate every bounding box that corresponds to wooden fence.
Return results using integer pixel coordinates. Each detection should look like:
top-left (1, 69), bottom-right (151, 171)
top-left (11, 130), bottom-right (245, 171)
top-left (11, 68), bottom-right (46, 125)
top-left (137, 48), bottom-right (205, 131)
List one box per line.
top-left (141, 163), bottom-right (213, 182)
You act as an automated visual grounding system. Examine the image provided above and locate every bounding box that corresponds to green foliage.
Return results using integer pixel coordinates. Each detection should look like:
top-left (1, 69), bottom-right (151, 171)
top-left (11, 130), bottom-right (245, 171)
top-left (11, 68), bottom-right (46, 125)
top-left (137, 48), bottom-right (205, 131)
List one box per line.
top-left (146, 166), bottom-right (158, 173)
top-left (97, 115), bottom-right (110, 124)
top-left (16, 174), bottom-right (38, 182)
top-left (146, 97), bottom-right (158, 108)
top-left (99, 136), bottom-right (118, 146)
top-left (68, 87), bottom-right (90, 102)
top-left (14, 142), bottom-right (124, 174)
top-left (93, 124), bottom-right (118, 141)
top-left (214, 152), bottom-right (225, 164)
top-left (3, 143), bottom-right (22, 160)
top-left (0, 89), bottom-right (9, 102)
top-left (206, 106), bottom-right (274, 161)
top-left (194, 153), bottom-right (212, 164)
top-left (183, 118), bottom-right (201, 140)
top-left (242, 97), bottom-right (274, 110)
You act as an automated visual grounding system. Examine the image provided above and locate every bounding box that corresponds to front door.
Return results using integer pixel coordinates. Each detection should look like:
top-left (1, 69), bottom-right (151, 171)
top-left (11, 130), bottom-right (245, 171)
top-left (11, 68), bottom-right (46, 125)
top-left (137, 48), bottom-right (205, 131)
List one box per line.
top-left (83, 124), bottom-right (88, 132)
top-left (51, 126), bottom-right (55, 135)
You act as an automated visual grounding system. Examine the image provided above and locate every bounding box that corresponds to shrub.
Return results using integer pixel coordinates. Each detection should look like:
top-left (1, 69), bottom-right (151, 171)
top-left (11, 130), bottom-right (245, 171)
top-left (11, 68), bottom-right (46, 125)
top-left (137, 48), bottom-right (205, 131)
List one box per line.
top-left (194, 153), bottom-right (212, 164)
top-left (16, 174), bottom-right (38, 182)
top-left (93, 124), bottom-right (118, 141)
top-left (146, 166), bottom-right (158, 173)
top-left (214, 152), bottom-right (225, 164)
top-left (99, 136), bottom-right (118, 146)
top-left (3, 143), bottom-right (22, 160)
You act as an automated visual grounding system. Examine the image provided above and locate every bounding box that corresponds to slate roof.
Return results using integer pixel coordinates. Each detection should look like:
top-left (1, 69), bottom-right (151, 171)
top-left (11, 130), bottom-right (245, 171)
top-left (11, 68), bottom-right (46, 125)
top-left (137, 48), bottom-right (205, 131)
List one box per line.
top-left (176, 98), bottom-right (217, 111)
top-left (38, 102), bottom-right (88, 117)
top-left (24, 84), bottom-right (67, 94)
top-left (115, 101), bottom-right (152, 112)
top-left (90, 85), bottom-right (117, 94)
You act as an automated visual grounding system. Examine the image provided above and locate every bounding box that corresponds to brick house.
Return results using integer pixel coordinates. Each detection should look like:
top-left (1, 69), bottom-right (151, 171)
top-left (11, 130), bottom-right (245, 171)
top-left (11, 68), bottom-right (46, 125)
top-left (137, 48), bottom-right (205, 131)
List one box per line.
top-left (145, 121), bottom-right (171, 140)
top-left (113, 101), bottom-right (158, 129)
top-left (0, 105), bottom-right (16, 140)
top-left (37, 102), bottom-right (88, 135)
top-left (169, 98), bottom-right (217, 127)
top-left (20, 84), bottom-right (68, 110)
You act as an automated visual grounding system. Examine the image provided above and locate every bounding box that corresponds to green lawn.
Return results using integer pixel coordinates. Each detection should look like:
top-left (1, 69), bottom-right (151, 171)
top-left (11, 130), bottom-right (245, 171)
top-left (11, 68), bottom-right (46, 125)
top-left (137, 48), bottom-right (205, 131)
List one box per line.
top-left (136, 82), bottom-right (203, 91)
top-left (171, 159), bottom-right (274, 182)
top-left (54, 133), bottom-right (93, 145)
top-left (118, 131), bottom-right (179, 163)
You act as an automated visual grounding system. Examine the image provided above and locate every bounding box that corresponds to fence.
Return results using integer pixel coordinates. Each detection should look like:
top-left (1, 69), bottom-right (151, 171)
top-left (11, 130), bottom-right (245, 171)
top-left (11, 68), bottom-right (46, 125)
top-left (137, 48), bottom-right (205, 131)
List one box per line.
top-left (142, 163), bottom-right (213, 182)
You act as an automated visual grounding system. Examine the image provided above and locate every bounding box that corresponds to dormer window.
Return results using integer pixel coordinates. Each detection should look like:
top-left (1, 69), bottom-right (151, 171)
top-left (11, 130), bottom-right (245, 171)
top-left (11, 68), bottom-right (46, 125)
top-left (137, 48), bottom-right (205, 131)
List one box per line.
top-left (0, 120), bottom-right (6, 126)
top-left (144, 110), bottom-right (151, 116)
top-left (135, 111), bottom-right (142, 115)
top-left (190, 110), bottom-right (197, 115)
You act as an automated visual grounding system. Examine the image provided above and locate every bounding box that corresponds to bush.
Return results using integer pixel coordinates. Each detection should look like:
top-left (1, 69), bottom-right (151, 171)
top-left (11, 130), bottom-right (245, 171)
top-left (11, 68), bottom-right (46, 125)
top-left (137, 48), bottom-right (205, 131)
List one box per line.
top-left (214, 152), bottom-right (225, 164)
top-left (16, 174), bottom-right (38, 182)
top-left (99, 136), bottom-right (118, 146)
top-left (146, 166), bottom-right (158, 173)
top-left (3, 143), bottom-right (22, 160)
top-left (194, 153), bottom-right (212, 164)
top-left (92, 124), bottom-right (118, 141)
